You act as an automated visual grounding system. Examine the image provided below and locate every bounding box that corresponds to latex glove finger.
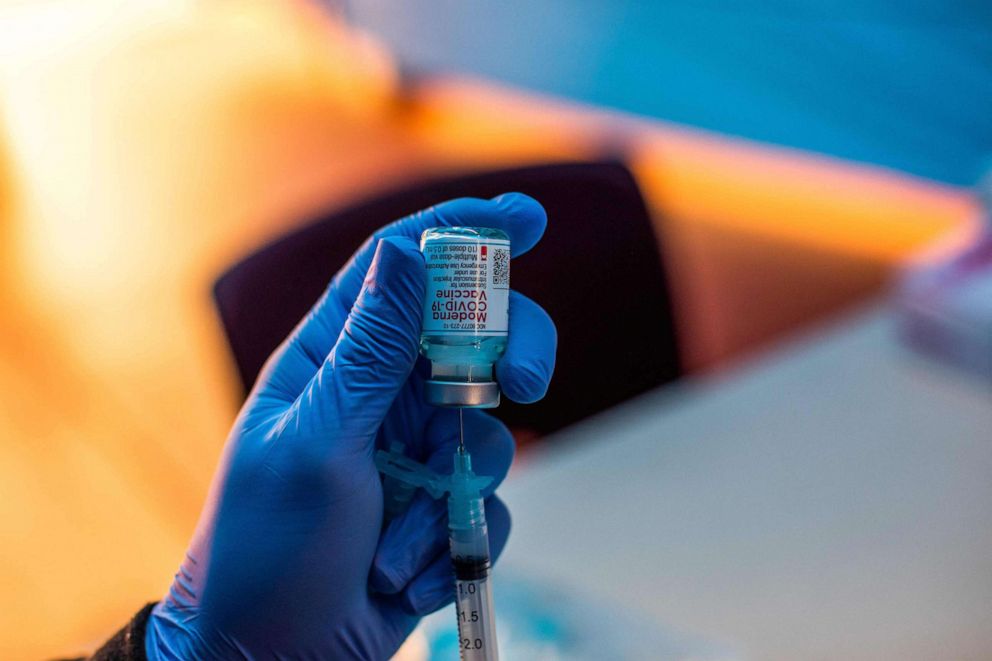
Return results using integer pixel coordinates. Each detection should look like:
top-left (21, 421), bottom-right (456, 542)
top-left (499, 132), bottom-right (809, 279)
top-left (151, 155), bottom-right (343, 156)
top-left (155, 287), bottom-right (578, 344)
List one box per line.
top-left (497, 291), bottom-right (557, 404)
top-left (400, 496), bottom-right (511, 616)
top-left (261, 236), bottom-right (425, 451)
top-left (333, 193), bottom-right (547, 310)
top-left (259, 194), bottom-right (547, 403)
top-left (370, 410), bottom-right (513, 594)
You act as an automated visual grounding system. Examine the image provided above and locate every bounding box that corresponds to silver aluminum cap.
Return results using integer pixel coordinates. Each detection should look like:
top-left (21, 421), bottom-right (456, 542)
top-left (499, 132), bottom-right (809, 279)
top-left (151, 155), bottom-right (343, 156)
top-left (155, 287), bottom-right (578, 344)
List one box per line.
top-left (424, 380), bottom-right (501, 408)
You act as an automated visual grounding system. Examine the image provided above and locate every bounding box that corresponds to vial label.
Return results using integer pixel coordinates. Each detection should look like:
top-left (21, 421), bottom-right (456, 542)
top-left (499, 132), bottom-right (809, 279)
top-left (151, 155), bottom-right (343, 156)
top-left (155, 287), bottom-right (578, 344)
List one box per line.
top-left (422, 238), bottom-right (510, 336)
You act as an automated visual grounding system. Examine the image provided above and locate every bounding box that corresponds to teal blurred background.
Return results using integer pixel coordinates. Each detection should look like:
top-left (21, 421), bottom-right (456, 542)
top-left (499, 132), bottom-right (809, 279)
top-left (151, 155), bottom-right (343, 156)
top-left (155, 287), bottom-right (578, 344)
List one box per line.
top-left (349, 1), bottom-right (992, 184)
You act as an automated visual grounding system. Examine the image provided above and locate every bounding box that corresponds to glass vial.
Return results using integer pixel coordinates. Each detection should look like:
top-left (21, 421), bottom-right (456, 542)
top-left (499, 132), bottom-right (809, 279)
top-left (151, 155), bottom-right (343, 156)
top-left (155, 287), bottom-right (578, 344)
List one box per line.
top-left (420, 227), bottom-right (510, 408)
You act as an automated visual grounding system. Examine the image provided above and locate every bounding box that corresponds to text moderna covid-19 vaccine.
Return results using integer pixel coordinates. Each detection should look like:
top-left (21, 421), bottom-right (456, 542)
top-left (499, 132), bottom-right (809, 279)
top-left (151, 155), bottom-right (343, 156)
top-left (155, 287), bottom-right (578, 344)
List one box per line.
top-left (419, 227), bottom-right (510, 408)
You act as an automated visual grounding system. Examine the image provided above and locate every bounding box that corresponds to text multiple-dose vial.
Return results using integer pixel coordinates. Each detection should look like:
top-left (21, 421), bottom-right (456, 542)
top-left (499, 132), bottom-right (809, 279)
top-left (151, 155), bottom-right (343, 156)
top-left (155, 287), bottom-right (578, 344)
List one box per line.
top-left (420, 227), bottom-right (510, 408)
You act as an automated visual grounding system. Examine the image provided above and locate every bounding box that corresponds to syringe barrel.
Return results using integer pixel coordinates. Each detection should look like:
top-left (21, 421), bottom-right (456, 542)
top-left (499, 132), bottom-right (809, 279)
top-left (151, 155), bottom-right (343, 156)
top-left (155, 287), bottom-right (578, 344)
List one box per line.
top-left (449, 500), bottom-right (498, 661)
top-left (453, 566), bottom-right (497, 660)
top-left (448, 507), bottom-right (489, 571)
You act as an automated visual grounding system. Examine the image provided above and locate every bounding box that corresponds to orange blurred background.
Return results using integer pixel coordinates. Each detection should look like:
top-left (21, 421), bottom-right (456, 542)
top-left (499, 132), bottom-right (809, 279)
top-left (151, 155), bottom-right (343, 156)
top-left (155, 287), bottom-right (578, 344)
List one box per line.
top-left (0, 1), bottom-right (978, 658)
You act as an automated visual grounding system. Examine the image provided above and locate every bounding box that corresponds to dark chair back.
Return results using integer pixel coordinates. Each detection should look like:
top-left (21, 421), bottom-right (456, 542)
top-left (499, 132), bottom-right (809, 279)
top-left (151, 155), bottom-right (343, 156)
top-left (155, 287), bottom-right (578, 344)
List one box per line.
top-left (214, 162), bottom-right (680, 436)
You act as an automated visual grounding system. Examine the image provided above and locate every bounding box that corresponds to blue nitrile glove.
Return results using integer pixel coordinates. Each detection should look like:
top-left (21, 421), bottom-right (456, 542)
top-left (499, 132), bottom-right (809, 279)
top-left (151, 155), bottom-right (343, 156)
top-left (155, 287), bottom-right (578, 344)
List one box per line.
top-left (145, 194), bottom-right (556, 660)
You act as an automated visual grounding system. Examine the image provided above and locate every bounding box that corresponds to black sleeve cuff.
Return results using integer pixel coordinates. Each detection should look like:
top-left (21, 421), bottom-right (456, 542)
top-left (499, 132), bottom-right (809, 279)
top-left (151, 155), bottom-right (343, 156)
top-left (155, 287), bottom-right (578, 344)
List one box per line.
top-left (76, 602), bottom-right (157, 661)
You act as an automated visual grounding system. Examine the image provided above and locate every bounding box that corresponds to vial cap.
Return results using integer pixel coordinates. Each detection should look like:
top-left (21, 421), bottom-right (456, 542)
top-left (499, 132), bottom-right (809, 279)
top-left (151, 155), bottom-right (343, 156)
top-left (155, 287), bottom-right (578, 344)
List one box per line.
top-left (424, 380), bottom-right (500, 408)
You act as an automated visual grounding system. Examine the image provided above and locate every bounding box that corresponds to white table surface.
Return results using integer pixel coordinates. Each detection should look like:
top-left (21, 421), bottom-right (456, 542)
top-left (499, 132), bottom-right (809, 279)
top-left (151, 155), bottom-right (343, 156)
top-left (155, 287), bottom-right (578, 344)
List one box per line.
top-left (500, 305), bottom-right (992, 660)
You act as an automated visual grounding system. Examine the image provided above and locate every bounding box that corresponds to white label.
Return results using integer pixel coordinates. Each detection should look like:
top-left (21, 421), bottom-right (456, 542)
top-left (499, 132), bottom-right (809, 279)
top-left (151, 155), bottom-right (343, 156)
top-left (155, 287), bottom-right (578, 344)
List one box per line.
top-left (422, 238), bottom-right (510, 335)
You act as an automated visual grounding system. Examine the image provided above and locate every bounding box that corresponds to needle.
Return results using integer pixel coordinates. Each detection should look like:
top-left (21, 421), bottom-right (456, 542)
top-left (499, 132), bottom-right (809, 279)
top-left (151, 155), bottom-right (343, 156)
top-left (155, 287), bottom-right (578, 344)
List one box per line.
top-left (458, 408), bottom-right (465, 453)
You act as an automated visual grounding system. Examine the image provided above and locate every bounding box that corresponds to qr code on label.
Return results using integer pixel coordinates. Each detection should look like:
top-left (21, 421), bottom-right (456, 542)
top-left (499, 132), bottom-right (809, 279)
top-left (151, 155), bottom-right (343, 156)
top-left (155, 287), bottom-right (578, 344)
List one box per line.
top-left (492, 248), bottom-right (510, 286)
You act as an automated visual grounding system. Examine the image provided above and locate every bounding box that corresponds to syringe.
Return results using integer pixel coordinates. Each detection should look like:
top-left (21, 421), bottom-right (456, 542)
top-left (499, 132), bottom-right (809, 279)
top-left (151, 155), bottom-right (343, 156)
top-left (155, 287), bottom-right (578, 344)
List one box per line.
top-left (375, 439), bottom-right (500, 660)
top-left (448, 445), bottom-right (498, 660)
top-left (379, 224), bottom-right (510, 657)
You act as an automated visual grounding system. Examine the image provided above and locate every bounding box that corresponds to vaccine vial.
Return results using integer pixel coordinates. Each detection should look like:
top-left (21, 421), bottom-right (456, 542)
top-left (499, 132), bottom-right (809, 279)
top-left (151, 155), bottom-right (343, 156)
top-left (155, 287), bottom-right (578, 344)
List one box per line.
top-left (420, 227), bottom-right (510, 408)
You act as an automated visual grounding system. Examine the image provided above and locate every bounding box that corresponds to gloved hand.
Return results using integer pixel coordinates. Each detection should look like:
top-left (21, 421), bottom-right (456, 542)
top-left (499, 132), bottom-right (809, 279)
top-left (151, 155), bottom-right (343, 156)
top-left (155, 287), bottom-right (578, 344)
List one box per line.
top-left (145, 194), bottom-right (556, 660)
